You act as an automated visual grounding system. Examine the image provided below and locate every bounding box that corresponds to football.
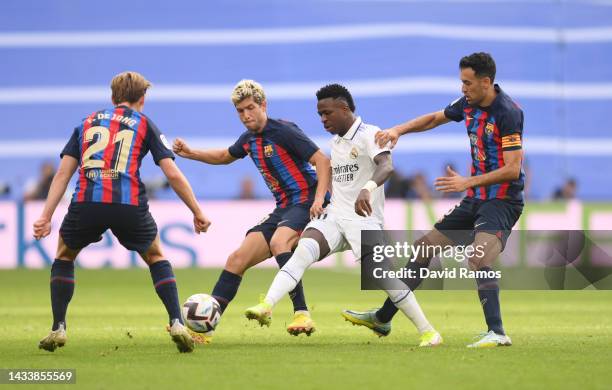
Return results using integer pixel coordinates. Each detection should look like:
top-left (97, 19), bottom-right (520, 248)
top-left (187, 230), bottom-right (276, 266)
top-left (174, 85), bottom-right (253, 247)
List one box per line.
top-left (182, 293), bottom-right (222, 334)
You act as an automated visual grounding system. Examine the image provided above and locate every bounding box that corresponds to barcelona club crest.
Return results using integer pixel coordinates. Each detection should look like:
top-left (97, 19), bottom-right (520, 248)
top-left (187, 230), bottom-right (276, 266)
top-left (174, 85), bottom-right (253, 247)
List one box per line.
top-left (485, 122), bottom-right (495, 135)
top-left (264, 145), bottom-right (274, 158)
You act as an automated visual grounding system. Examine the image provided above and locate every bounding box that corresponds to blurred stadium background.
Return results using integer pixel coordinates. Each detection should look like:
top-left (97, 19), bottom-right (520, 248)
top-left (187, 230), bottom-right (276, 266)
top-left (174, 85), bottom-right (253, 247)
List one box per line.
top-left (0, 0), bottom-right (611, 268)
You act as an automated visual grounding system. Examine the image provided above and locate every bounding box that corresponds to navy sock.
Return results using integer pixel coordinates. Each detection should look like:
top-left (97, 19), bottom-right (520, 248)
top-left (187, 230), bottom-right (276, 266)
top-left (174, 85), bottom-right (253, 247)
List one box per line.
top-left (149, 260), bottom-right (182, 325)
top-left (211, 270), bottom-right (242, 313)
top-left (50, 259), bottom-right (75, 331)
top-left (275, 252), bottom-right (308, 312)
top-left (375, 298), bottom-right (398, 323)
top-left (476, 266), bottom-right (505, 335)
top-left (376, 260), bottom-right (427, 323)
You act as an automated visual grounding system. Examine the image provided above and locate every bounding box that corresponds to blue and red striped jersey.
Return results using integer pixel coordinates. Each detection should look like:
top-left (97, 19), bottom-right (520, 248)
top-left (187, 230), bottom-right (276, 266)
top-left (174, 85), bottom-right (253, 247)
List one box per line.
top-left (228, 118), bottom-right (322, 208)
top-left (444, 84), bottom-right (525, 202)
top-left (61, 106), bottom-right (174, 206)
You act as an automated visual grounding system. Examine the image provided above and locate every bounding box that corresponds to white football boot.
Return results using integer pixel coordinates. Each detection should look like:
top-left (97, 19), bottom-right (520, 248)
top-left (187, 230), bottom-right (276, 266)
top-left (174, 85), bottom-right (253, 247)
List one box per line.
top-left (38, 322), bottom-right (67, 352)
top-left (168, 319), bottom-right (195, 353)
top-left (467, 330), bottom-right (512, 348)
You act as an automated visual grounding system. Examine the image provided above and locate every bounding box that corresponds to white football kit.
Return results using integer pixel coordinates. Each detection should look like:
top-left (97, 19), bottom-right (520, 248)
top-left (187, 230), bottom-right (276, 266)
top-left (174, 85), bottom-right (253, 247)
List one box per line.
top-left (307, 117), bottom-right (390, 260)
top-left (261, 116), bottom-right (437, 338)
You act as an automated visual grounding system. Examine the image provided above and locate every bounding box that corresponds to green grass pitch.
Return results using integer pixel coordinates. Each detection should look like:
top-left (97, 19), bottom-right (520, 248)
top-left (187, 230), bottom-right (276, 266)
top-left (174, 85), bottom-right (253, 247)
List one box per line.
top-left (1, 268), bottom-right (611, 389)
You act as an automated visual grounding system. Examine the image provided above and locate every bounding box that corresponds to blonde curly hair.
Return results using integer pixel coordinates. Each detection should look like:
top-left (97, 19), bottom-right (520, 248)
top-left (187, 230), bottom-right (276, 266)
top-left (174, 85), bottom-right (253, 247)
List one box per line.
top-left (231, 79), bottom-right (266, 106)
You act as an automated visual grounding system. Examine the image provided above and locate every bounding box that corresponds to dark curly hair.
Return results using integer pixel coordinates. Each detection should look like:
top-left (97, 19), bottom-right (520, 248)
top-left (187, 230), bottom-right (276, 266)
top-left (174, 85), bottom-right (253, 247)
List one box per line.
top-left (459, 52), bottom-right (496, 82)
top-left (316, 83), bottom-right (355, 112)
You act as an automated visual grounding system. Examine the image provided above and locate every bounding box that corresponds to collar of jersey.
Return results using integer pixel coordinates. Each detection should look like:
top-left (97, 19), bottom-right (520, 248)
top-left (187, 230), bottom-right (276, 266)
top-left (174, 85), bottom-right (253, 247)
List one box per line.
top-left (336, 116), bottom-right (362, 142)
top-left (478, 84), bottom-right (503, 111)
top-left (489, 84), bottom-right (503, 109)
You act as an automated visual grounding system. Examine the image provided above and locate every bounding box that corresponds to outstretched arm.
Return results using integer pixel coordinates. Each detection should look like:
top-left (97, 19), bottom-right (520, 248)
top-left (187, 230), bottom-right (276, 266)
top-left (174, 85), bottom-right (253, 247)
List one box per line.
top-left (159, 158), bottom-right (211, 233)
top-left (355, 152), bottom-right (393, 217)
top-left (173, 138), bottom-right (237, 165)
top-left (435, 149), bottom-right (523, 193)
top-left (375, 110), bottom-right (450, 148)
top-left (309, 150), bottom-right (331, 219)
top-left (33, 156), bottom-right (78, 239)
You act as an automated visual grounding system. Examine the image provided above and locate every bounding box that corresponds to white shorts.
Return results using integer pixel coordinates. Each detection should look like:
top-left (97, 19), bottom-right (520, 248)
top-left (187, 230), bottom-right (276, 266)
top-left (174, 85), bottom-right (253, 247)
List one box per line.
top-left (306, 211), bottom-right (383, 261)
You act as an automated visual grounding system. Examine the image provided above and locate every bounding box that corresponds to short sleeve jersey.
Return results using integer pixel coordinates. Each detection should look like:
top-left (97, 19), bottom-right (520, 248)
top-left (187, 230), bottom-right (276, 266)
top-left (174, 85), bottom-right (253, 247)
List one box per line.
top-left (228, 118), bottom-right (323, 208)
top-left (444, 84), bottom-right (525, 202)
top-left (61, 106), bottom-right (174, 206)
top-left (326, 117), bottom-right (390, 224)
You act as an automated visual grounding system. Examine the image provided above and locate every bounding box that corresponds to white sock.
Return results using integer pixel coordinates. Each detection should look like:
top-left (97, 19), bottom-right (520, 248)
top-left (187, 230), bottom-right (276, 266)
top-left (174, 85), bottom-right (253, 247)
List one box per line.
top-left (265, 238), bottom-right (320, 306)
top-left (386, 290), bottom-right (434, 334)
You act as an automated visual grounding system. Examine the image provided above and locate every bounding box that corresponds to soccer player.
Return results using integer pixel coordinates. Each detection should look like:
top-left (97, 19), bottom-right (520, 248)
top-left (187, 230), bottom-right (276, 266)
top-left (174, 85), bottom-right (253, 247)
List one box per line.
top-left (34, 71), bottom-right (210, 353)
top-left (344, 52), bottom-right (525, 348)
top-left (244, 84), bottom-right (442, 347)
top-left (173, 80), bottom-right (330, 336)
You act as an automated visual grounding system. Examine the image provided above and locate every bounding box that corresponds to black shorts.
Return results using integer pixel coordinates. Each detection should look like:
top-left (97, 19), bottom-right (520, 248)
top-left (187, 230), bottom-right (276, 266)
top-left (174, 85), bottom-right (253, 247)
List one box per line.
top-left (60, 202), bottom-right (158, 253)
top-left (434, 197), bottom-right (523, 250)
top-left (247, 204), bottom-right (311, 244)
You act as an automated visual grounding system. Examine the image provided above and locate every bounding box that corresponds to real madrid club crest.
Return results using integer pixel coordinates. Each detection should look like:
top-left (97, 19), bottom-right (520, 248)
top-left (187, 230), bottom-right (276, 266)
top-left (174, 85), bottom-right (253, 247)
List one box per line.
top-left (264, 144), bottom-right (274, 158)
top-left (350, 146), bottom-right (359, 159)
top-left (485, 122), bottom-right (495, 135)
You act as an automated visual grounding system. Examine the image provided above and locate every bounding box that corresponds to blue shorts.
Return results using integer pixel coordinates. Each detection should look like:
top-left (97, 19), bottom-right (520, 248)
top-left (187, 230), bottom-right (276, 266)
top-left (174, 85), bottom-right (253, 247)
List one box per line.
top-left (247, 204), bottom-right (311, 244)
top-left (60, 202), bottom-right (158, 253)
top-left (434, 197), bottom-right (523, 250)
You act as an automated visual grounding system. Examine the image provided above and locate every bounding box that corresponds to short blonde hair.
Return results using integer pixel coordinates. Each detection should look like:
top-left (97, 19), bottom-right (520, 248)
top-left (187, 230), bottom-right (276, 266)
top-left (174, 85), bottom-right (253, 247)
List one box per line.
top-left (111, 71), bottom-right (151, 105)
top-left (231, 79), bottom-right (266, 106)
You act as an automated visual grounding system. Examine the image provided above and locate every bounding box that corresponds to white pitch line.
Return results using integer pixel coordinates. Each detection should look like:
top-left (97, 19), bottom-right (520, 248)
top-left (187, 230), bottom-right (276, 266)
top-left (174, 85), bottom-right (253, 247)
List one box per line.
top-left (0, 23), bottom-right (611, 48)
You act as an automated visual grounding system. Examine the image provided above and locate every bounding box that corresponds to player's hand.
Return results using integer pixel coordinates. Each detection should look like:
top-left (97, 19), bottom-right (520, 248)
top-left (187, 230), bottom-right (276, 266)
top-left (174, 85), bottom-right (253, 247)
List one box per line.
top-left (355, 189), bottom-right (372, 217)
top-left (434, 165), bottom-right (470, 193)
top-left (193, 212), bottom-right (211, 233)
top-left (375, 127), bottom-right (400, 149)
top-left (173, 138), bottom-right (192, 158)
top-left (33, 217), bottom-right (51, 240)
top-left (309, 197), bottom-right (325, 219)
